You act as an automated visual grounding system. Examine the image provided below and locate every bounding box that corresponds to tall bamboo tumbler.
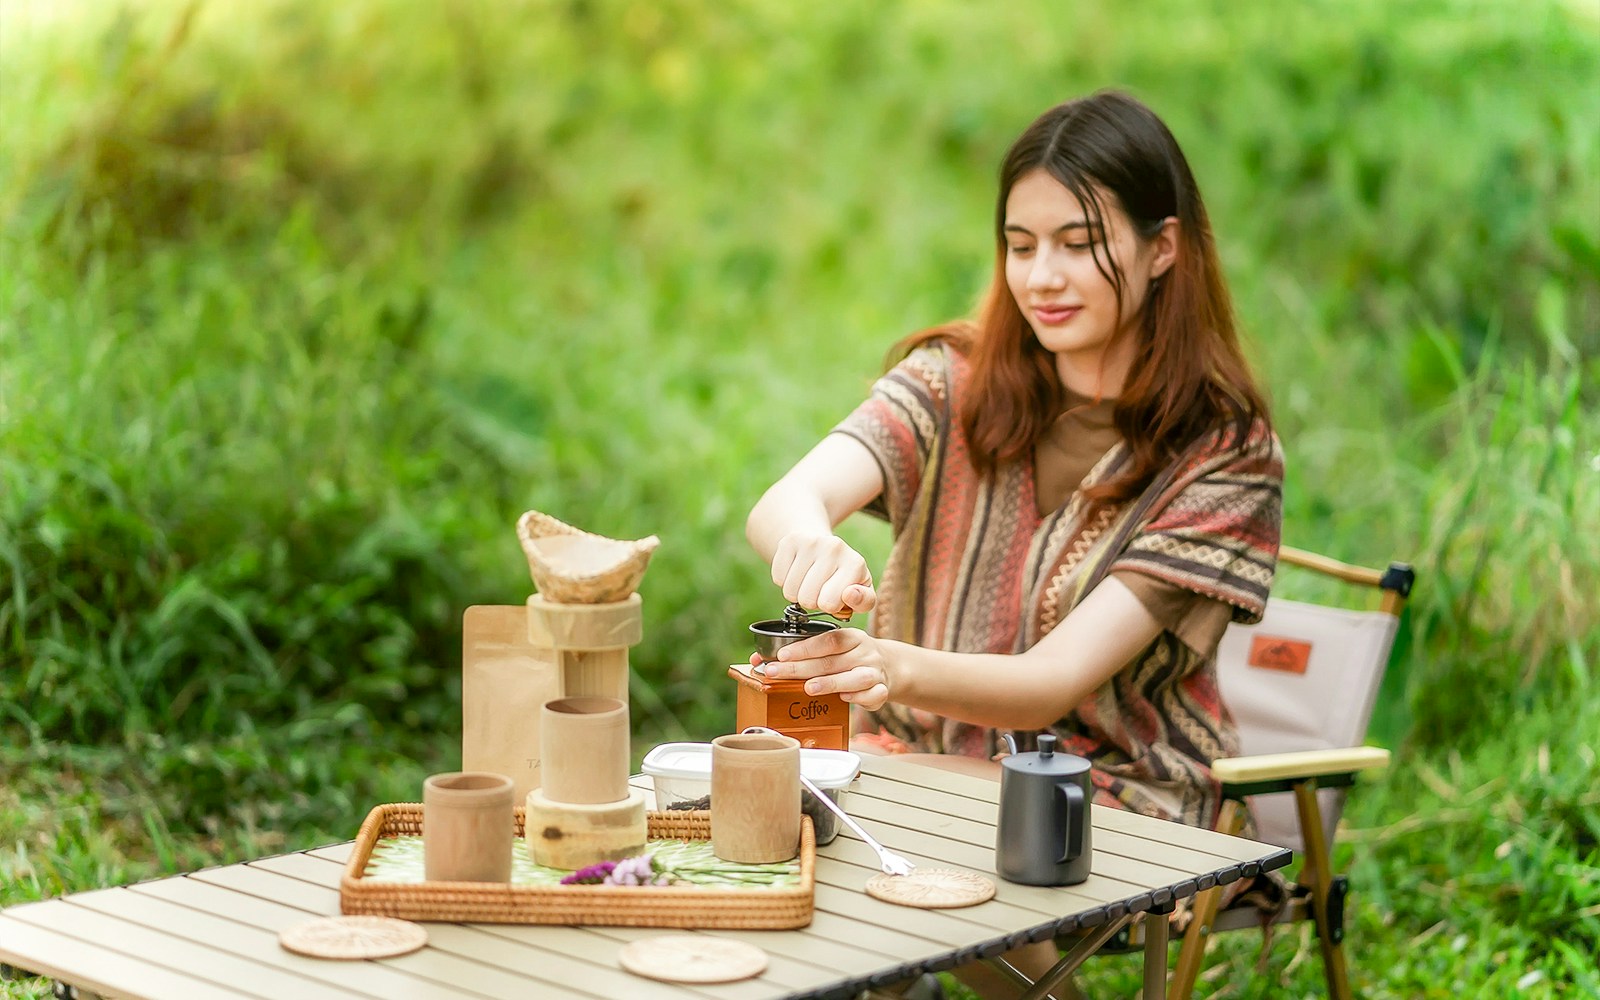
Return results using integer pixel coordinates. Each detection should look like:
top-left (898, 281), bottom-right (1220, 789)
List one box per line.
top-left (423, 772), bottom-right (514, 882)
top-left (711, 732), bottom-right (801, 863)
top-left (540, 696), bottom-right (630, 804)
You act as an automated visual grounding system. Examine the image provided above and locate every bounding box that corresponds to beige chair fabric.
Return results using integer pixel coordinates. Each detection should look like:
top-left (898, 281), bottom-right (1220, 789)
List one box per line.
top-left (1215, 599), bottom-right (1399, 853)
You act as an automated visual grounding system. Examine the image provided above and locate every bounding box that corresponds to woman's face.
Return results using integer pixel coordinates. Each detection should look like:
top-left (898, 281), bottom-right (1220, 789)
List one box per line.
top-left (1003, 169), bottom-right (1174, 380)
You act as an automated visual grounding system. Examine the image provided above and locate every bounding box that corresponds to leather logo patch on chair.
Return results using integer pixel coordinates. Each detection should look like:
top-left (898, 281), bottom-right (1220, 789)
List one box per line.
top-left (1248, 635), bottom-right (1312, 673)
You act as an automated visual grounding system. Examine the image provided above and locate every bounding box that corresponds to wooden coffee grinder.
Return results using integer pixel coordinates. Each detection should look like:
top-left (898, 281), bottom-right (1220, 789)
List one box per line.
top-left (727, 604), bottom-right (849, 750)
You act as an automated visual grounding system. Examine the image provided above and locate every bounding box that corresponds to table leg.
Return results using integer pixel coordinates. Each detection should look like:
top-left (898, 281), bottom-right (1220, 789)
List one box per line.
top-left (1143, 910), bottom-right (1169, 1000)
top-left (983, 953), bottom-right (1083, 1000)
top-left (1017, 913), bottom-right (1134, 1000)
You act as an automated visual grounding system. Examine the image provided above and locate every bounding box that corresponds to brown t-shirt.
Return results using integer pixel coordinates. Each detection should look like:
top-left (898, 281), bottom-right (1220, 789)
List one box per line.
top-left (1033, 394), bottom-right (1120, 517)
top-left (1033, 394), bottom-right (1232, 655)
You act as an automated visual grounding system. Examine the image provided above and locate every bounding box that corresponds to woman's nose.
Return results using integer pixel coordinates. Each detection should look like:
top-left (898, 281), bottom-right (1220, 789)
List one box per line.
top-left (1027, 250), bottom-right (1066, 291)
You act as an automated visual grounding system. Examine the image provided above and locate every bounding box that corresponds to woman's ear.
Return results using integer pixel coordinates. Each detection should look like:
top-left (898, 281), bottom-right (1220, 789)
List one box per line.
top-left (1150, 217), bottom-right (1179, 280)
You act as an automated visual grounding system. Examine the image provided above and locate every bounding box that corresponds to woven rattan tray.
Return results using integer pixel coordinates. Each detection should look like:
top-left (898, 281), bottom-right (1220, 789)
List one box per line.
top-left (340, 804), bottom-right (814, 929)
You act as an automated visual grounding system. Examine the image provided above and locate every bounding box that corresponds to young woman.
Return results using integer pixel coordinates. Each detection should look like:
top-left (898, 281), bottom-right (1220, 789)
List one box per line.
top-left (746, 90), bottom-right (1282, 833)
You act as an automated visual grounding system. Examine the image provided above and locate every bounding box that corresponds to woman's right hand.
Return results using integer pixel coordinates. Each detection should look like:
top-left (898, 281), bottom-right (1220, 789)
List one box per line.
top-left (770, 532), bottom-right (877, 618)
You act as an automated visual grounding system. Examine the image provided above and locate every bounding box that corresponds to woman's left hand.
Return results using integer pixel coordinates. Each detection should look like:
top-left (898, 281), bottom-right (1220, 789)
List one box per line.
top-left (751, 628), bottom-right (893, 712)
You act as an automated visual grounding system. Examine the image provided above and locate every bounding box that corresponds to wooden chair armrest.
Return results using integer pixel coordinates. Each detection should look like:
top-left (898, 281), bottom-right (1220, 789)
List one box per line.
top-left (1213, 746), bottom-right (1390, 786)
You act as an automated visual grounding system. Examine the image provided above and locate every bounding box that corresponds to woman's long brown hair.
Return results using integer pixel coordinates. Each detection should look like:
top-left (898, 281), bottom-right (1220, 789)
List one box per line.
top-left (898, 91), bottom-right (1270, 509)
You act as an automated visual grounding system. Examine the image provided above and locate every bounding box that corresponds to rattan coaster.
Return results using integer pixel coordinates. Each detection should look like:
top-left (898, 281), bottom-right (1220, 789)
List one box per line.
top-left (865, 868), bottom-right (996, 909)
top-left (617, 935), bottom-right (769, 983)
top-left (279, 916), bottom-right (428, 960)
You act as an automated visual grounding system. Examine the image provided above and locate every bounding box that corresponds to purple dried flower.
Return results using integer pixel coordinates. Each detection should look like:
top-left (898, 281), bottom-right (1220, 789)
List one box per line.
top-left (609, 854), bottom-right (649, 886)
top-left (559, 852), bottom-right (669, 887)
top-left (560, 860), bottom-right (618, 885)
top-left (608, 853), bottom-right (669, 886)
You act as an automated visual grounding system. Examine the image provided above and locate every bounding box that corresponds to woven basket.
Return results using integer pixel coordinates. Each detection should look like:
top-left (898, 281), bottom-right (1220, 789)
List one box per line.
top-left (515, 510), bottom-right (660, 604)
top-left (340, 804), bottom-right (814, 929)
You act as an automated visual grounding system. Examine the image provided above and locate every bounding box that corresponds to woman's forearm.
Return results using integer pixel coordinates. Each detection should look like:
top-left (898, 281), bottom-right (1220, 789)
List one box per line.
top-left (746, 434), bottom-right (887, 562)
top-left (881, 640), bottom-right (1102, 731)
top-left (878, 579), bottom-right (1165, 730)
top-left (746, 487), bottom-right (832, 563)
top-left (744, 436), bottom-right (888, 616)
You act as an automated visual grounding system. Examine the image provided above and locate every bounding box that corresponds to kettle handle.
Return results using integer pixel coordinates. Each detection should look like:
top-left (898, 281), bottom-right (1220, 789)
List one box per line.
top-left (1056, 782), bottom-right (1085, 862)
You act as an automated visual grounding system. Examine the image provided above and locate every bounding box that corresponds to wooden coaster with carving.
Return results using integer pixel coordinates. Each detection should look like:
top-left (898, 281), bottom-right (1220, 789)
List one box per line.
top-left (278, 915), bottom-right (428, 960)
top-left (865, 868), bottom-right (996, 909)
top-left (617, 935), bottom-right (769, 983)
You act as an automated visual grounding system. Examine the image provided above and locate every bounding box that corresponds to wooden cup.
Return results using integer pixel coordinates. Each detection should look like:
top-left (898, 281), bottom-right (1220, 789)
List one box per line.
top-left (711, 732), bottom-right (801, 863)
top-left (423, 772), bottom-right (514, 883)
top-left (540, 696), bottom-right (630, 805)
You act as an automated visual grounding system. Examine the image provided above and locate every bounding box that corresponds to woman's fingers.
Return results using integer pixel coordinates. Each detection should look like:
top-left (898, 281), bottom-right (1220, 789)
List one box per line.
top-left (793, 559), bottom-right (836, 610)
top-left (770, 533), bottom-right (871, 614)
top-left (841, 682), bottom-right (889, 712)
top-left (765, 630), bottom-right (888, 705)
top-left (777, 653), bottom-right (862, 684)
top-left (842, 583), bottom-right (878, 613)
top-left (770, 535), bottom-right (799, 589)
top-left (771, 628), bottom-right (861, 670)
top-left (777, 535), bottom-right (825, 604)
top-left (816, 569), bottom-right (869, 616)
top-left (813, 556), bottom-right (872, 616)
top-left (804, 664), bottom-right (883, 696)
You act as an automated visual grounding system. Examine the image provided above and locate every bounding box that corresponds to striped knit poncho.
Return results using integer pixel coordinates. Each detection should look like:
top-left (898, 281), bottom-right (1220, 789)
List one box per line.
top-left (835, 342), bottom-right (1284, 829)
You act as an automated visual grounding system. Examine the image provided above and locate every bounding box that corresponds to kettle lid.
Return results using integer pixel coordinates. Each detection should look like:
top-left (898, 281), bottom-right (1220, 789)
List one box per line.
top-left (999, 733), bottom-right (1090, 776)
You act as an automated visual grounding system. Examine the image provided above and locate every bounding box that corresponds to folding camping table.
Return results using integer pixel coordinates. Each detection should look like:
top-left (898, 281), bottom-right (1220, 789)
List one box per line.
top-left (0, 754), bottom-right (1291, 1000)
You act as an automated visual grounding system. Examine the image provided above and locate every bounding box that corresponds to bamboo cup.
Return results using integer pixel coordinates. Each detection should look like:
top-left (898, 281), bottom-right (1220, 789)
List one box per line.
top-left (711, 732), bottom-right (801, 863)
top-left (423, 772), bottom-right (514, 882)
top-left (540, 696), bottom-right (630, 805)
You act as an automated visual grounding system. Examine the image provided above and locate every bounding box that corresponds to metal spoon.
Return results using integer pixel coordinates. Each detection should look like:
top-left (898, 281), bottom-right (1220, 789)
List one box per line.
top-left (799, 774), bottom-right (916, 877)
top-left (736, 727), bottom-right (916, 877)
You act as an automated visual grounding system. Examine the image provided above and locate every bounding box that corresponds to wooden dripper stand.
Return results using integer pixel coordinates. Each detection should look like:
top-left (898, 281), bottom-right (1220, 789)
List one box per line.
top-left (516, 510), bottom-right (659, 703)
top-left (458, 511), bottom-right (658, 810)
top-left (514, 511), bottom-right (659, 869)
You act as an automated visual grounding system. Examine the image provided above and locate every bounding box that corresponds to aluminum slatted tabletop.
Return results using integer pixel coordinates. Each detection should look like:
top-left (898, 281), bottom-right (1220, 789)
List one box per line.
top-left (0, 754), bottom-right (1291, 1000)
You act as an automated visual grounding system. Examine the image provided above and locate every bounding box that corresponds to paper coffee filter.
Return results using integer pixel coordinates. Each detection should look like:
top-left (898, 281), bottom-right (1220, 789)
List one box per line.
top-left (516, 509), bottom-right (660, 604)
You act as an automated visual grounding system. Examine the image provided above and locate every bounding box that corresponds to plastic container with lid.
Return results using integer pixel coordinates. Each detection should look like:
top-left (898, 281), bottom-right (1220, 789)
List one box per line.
top-left (641, 742), bottom-right (862, 844)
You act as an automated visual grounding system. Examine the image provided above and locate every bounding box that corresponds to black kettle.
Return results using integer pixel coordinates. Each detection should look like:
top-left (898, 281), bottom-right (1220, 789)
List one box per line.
top-left (995, 733), bottom-right (1093, 885)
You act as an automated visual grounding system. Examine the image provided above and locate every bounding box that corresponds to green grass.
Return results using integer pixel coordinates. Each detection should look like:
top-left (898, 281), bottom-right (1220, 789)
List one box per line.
top-left (2, 0), bottom-right (1597, 996)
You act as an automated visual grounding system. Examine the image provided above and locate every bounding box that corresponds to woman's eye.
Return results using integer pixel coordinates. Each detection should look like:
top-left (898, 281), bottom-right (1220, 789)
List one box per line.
top-left (1008, 245), bottom-right (1034, 256)
top-left (1064, 241), bottom-right (1093, 252)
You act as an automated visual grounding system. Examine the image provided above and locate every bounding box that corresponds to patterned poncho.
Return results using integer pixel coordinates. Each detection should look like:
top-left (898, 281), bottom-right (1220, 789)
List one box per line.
top-left (836, 342), bottom-right (1284, 828)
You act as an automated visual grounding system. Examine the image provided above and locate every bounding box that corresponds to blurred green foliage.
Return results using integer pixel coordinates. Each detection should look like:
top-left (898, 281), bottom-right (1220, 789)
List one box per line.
top-left (1, 0), bottom-right (1597, 994)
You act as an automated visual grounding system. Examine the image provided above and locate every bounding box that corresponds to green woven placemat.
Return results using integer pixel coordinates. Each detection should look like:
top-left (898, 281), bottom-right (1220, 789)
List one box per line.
top-left (362, 836), bottom-right (801, 889)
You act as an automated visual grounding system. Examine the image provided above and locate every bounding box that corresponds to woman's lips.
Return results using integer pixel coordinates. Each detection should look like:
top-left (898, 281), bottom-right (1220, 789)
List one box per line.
top-left (1031, 305), bottom-right (1081, 325)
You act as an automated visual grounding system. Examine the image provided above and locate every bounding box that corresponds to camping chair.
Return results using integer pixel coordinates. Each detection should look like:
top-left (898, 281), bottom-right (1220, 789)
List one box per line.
top-left (875, 545), bottom-right (1414, 1000)
top-left (1163, 544), bottom-right (1415, 1000)
top-left (960, 545), bottom-right (1414, 1000)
